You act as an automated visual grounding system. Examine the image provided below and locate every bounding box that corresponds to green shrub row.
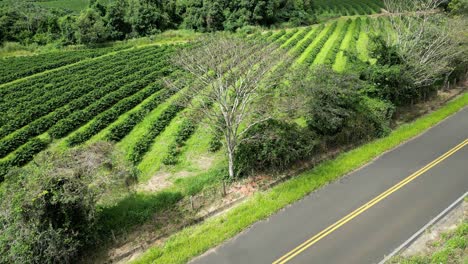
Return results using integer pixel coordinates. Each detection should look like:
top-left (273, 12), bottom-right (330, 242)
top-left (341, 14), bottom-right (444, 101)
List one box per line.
top-left (314, 0), bottom-right (381, 16)
top-left (0, 137), bottom-right (50, 180)
top-left (277, 29), bottom-right (299, 44)
top-left (0, 46), bottom-right (172, 130)
top-left (0, 47), bottom-right (169, 115)
top-left (347, 17), bottom-right (362, 59)
top-left (0, 53), bottom-right (167, 137)
top-left (162, 119), bottom-right (197, 165)
top-left (0, 63), bottom-right (169, 158)
top-left (282, 27), bottom-right (310, 50)
top-left (0, 46), bottom-right (129, 85)
top-left (105, 84), bottom-right (179, 142)
top-left (0, 45), bottom-right (161, 99)
top-left (129, 103), bottom-right (185, 164)
top-left (303, 21), bottom-right (338, 65)
top-left (323, 19), bottom-right (352, 65)
top-left (66, 72), bottom-right (173, 146)
top-left (268, 30), bottom-right (287, 43)
top-left (48, 66), bottom-right (173, 140)
top-left (293, 25), bottom-right (325, 58)
top-left (0, 66), bottom-right (130, 138)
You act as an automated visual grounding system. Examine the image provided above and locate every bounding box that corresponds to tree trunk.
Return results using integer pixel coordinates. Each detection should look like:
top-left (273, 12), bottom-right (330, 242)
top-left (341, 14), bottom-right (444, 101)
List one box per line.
top-left (227, 147), bottom-right (235, 179)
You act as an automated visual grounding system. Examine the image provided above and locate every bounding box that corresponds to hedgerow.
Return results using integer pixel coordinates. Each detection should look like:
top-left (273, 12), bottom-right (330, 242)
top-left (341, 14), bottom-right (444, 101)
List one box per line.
top-left (282, 27), bottom-right (310, 50)
top-left (105, 85), bottom-right (179, 142)
top-left (0, 46), bottom-right (175, 159)
top-left (0, 47), bottom-right (167, 116)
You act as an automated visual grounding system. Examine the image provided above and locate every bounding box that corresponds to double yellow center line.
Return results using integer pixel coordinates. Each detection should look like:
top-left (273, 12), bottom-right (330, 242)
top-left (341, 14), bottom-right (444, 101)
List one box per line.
top-left (273, 138), bottom-right (468, 264)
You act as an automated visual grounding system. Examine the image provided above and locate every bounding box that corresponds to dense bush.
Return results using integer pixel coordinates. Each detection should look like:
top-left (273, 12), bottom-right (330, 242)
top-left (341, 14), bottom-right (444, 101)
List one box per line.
top-left (235, 119), bottom-right (319, 176)
top-left (0, 142), bottom-right (136, 264)
top-left (358, 35), bottom-right (439, 106)
top-left (288, 66), bottom-right (394, 144)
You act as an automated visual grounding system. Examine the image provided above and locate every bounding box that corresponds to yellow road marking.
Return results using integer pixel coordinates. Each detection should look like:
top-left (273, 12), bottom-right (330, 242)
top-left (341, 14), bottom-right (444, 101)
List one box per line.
top-left (273, 138), bottom-right (468, 264)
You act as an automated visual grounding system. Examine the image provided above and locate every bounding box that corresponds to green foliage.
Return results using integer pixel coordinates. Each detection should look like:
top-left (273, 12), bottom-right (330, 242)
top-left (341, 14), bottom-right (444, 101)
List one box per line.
top-left (0, 45), bottom-right (174, 176)
top-left (235, 119), bottom-right (319, 176)
top-left (302, 22), bottom-right (335, 65)
top-left (289, 66), bottom-right (393, 143)
top-left (448, 0), bottom-right (468, 15)
top-left (0, 46), bottom-right (123, 85)
top-left (0, 142), bottom-right (136, 263)
top-left (1, 0), bottom-right (319, 46)
top-left (0, 2), bottom-right (66, 45)
top-left (314, 0), bottom-right (383, 18)
top-left (323, 19), bottom-right (351, 65)
top-left (358, 35), bottom-right (436, 106)
top-left (129, 103), bottom-right (185, 164)
top-left (0, 137), bottom-right (50, 180)
top-left (389, 221), bottom-right (467, 264)
top-left (105, 88), bottom-right (177, 142)
top-left (162, 119), bottom-right (196, 165)
top-left (75, 8), bottom-right (110, 44)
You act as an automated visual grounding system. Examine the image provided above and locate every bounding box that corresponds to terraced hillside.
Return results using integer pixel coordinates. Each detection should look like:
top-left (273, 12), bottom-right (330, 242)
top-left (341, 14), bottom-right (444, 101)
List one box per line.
top-left (0, 46), bottom-right (127, 85)
top-left (0, 16), bottom-right (389, 181)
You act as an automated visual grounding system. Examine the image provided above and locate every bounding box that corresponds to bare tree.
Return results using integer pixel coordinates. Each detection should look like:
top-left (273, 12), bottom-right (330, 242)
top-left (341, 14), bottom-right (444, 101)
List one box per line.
top-left (383, 0), bottom-right (467, 87)
top-left (170, 35), bottom-right (289, 179)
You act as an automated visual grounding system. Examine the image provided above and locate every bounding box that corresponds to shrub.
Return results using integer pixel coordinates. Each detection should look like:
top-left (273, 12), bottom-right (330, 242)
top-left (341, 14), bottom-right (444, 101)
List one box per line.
top-left (235, 119), bottom-right (319, 176)
top-left (0, 142), bottom-right (137, 264)
top-left (289, 66), bottom-right (394, 145)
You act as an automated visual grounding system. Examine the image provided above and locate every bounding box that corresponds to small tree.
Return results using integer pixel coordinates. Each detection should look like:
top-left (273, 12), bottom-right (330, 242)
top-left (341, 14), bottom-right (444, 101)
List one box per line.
top-left (170, 35), bottom-right (288, 178)
top-left (382, 0), bottom-right (466, 87)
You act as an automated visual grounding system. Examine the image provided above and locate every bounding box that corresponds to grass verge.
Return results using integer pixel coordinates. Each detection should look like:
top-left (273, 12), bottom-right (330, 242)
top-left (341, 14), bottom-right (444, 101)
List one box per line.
top-left (132, 92), bottom-right (468, 263)
top-left (388, 220), bottom-right (467, 264)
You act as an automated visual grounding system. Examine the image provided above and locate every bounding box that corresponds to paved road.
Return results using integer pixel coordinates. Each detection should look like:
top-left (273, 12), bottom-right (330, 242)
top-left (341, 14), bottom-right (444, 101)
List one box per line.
top-left (191, 107), bottom-right (468, 264)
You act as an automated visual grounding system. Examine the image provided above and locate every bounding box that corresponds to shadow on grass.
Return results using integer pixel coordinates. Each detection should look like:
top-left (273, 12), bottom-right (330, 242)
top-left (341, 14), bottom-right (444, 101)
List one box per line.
top-left (97, 191), bottom-right (183, 237)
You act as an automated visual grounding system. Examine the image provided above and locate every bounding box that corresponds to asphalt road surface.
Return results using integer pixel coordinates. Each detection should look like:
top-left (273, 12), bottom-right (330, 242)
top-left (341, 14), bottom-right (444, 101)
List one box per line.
top-left (190, 106), bottom-right (468, 264)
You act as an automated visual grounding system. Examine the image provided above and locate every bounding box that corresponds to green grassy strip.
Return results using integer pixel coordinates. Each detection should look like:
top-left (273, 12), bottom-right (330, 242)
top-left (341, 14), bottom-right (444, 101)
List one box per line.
top-left (389, 220), bottom-right (467, 264)
top-left (132, 93), bottom-right (468, 264)
top-left (312, 20), bottom-right (343, 65)
top-left (294, 24), bottom-right (325, 64)
top-left (357, 17), bottom-right (371, 62)
top-left (323, 19), bottom-right (352, 65)
top-left (334, 19), bottom-right (357, 72)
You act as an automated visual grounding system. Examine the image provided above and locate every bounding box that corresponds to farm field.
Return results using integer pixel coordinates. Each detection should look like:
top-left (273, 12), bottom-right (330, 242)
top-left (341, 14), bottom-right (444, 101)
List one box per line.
top-left (314, 0), bottom-right (385, 17)
top-left (0, 46), bottom-right (128, 85)
top-left (0, 16), bottom-right (386, 181)
top-left (35, 0), bottom-right (90, 12)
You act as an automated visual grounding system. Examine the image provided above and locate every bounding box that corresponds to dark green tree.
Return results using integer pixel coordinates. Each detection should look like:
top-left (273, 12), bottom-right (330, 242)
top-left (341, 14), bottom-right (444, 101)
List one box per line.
top-left (75, 8), bottom-right (109, 44)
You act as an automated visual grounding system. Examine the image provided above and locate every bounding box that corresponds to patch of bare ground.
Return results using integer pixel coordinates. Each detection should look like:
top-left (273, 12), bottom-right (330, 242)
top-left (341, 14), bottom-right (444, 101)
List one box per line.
top-left (195, 155), bottom-right (215, 170)
top-left (401, 200), bottom-right (467, 257)
top-left (139, 153), bottom-right (216, 193)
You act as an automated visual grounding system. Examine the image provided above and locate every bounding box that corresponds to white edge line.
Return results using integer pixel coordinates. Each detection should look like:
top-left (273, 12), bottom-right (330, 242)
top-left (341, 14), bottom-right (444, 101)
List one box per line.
top-left (378, 191), bottom-right (468, 264)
